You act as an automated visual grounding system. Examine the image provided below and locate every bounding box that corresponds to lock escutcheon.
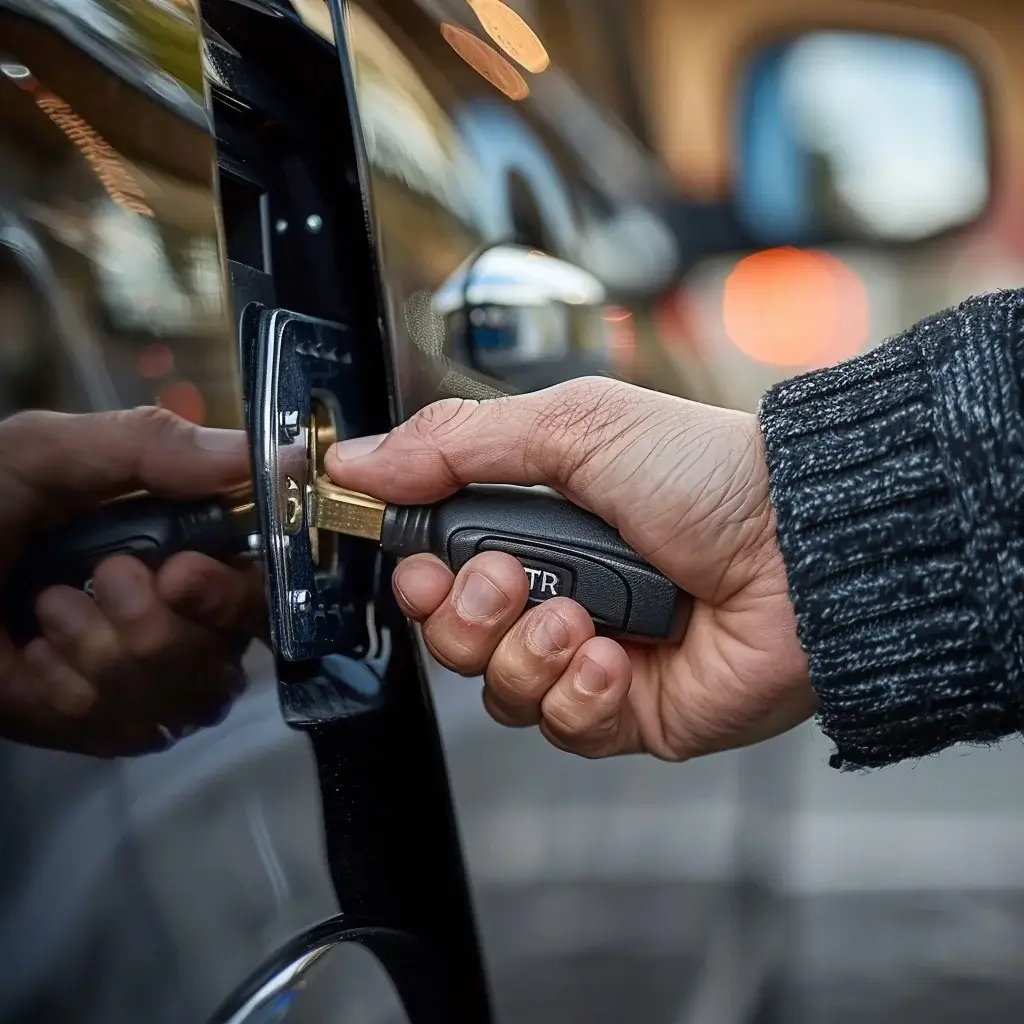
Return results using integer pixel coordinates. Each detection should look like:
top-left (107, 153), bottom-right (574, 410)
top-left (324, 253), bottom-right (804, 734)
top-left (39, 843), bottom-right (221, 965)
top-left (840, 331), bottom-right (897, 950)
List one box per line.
top-left (247, 306), bottom-right (373, 661)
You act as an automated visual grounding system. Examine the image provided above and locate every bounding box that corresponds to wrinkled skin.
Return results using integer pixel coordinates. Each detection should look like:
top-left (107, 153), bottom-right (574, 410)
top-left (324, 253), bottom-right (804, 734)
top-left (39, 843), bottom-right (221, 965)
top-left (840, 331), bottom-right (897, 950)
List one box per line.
top-left (326, 377), bottom-right (815, 762)
top-left (0, 407), bottom-right (264, 757)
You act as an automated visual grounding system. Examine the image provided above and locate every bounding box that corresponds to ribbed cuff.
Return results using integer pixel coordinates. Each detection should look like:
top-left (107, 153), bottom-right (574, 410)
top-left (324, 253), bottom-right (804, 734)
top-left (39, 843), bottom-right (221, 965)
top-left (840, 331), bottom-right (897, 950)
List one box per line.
top-left (759, 294), bottom-right (1024, 769)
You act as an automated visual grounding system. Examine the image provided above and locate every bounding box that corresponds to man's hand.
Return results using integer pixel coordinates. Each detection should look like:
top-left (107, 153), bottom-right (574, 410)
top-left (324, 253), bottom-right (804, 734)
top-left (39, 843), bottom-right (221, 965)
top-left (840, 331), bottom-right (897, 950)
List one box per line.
top-left (325, 377), bottom-right (814, 761)
top-left (0, 407), bottom-right (264, 757)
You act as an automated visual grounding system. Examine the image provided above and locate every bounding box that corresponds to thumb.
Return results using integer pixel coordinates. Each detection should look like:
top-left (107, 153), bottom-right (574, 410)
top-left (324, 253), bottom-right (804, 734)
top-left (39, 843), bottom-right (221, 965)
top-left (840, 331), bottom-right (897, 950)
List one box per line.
top-left (0, 407), bottom-right (250, 524)
top-left (324, 377), bottom-right (681, 529)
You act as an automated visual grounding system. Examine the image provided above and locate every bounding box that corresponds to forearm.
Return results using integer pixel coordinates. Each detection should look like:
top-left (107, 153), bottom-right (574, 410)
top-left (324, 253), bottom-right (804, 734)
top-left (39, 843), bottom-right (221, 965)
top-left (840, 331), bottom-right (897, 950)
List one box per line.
top-left (759, 290), bottom-right (1024, 768)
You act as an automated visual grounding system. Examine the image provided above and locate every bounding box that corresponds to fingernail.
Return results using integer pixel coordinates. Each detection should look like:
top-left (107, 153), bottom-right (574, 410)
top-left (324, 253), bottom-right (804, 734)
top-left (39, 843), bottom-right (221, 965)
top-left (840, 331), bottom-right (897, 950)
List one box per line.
top-left (456, 572), bottom-right (508, 621)
top-left (99, 563), bottom-right (151, 619)
top-left (195, 427), bottom-right (246, 453)
top-left (394, 560), bottom-right (451, 609)
top-left (576, 657), bottom-right (608, 694)
top-left (532, 611), bottom-right (571, 655)
top-left (329, 434), bottom-right (387, 462)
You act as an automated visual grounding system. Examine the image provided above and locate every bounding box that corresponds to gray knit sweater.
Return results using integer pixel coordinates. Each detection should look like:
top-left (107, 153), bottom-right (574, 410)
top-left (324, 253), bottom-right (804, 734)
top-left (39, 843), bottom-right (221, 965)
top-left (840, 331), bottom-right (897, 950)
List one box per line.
top-left (759, 290), bottom-right (1024, 770)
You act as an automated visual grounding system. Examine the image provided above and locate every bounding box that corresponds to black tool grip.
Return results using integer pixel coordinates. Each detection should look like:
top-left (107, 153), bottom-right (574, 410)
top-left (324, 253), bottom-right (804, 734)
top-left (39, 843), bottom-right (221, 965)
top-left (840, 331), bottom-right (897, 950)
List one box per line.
top-left (2, 496), bottom-right (252, 646)
top-left (381, 485), bottom-right (691, 643)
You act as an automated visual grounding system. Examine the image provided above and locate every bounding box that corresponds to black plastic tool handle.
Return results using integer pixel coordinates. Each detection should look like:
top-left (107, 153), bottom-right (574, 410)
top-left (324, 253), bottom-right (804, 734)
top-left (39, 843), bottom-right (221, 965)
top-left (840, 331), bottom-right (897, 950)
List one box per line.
top-left (381, 485), bottom-right (691, 643)
top-left (3, 495), bottom-right (254, 646)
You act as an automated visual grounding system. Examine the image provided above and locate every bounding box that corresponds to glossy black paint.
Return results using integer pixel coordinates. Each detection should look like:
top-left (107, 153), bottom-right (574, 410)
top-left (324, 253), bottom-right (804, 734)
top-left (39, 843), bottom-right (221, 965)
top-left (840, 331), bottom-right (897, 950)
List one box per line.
top-left (210, 1), bottom-right (493, 1017)
top-left (0, 0), bottom-right (486, 1020)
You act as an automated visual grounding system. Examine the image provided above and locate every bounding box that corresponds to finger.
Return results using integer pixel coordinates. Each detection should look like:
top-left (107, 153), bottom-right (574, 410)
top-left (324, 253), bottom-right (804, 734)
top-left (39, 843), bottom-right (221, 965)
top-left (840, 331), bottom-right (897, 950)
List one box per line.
top-left (391, 555), bottom-right (455, 621)
top-left (0, 636), bottom-right (86, 747)
top-left (27, 578), bottom-right (240, 753)
top-left (6, 639), bottom-right (137, 757)
top-left (324, 377), bottom-right (672, 518)
top-left (157, 552), bottom-right (265, 639)
top-left (22, 637), bottom-right (99, 719)
top-left (0, 407), bottom-right (249, 525)
top-left (538, 636), bottom-right (639, 758)
top-left (90, 557), bottom-right (239, 718)
top-left (28, 595), bottom-right (154, 752)
top-left (23, 640), bottom-right (217, 755)
top-left (91, 555), bottom-right (191, 665)
top-left (420, 552), bottom-right (529, 676)
top-left (35, 584), bottom-right (122, 682)
top-left (483, 598), bottom-right (594, 727)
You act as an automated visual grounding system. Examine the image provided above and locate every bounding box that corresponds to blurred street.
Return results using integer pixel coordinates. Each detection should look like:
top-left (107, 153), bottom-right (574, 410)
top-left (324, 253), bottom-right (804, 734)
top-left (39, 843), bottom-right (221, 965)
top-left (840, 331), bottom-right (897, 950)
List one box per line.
top-left (428, 666), bottom-right (1024, 1023)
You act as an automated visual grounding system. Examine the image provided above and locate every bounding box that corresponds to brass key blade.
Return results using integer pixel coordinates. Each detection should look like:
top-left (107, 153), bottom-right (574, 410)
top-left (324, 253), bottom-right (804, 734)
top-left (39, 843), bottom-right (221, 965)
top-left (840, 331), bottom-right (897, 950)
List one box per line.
top-left (311, 477), bottom-right (386, 541)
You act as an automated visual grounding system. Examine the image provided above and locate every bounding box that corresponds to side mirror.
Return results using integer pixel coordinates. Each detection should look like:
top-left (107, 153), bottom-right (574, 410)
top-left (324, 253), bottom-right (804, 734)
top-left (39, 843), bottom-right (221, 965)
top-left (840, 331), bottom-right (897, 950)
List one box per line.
top-left (734, 31), bottom-right (992, 246)
top-left (433, 244), bottom-right (616, 391)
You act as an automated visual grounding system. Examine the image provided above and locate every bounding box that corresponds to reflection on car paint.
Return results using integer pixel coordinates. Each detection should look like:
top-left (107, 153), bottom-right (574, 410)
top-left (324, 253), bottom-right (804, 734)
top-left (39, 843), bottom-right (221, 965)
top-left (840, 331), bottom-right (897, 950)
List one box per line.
top-left (0, 2), bottom-right (240, 425)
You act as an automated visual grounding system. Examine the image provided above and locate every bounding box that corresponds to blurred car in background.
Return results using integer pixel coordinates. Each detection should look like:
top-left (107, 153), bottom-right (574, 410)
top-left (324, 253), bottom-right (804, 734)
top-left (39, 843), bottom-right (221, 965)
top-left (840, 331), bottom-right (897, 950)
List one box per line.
top-left (0, 2), bottom-right (1018, 1023)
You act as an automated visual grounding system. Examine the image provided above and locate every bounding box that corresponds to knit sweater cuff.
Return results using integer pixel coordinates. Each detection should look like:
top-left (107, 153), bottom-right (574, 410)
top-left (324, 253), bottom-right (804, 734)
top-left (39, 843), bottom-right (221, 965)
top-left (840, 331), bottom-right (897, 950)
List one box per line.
top-left (759, 293), bottom-right (1024, 769)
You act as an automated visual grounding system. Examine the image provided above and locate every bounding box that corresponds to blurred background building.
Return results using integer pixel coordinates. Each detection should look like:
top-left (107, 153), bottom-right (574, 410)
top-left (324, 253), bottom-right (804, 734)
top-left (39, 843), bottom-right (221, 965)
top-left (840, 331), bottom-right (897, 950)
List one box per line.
top-left (405, 1), bottom-right (1024, 1021)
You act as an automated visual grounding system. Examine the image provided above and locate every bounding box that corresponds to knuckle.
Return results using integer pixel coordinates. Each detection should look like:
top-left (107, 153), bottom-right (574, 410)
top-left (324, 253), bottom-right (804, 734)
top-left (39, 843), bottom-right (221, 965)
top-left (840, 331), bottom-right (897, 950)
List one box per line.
top-left (402, 398), bottom-right (482, 486)
top-left (526, 378), bottom-right (639, 484)
top-left (408, 397), bottom-right (480, 437)
top-left (422, 624), bottom-right (487, 674)
top-left (117, 405), bottom-right (191, 455)
top-left (486, 652), bottom-right (548, 703)
top-left (482, 688), bottom-right (528, 728)
top-left (120, 404), bottom-right (184, 435)
top-left (542, 698), bottom-right (591, 739)
top-left (545, 705), bottom-right (618, 758)
top-left (483, 702), bottom-right (515, 728)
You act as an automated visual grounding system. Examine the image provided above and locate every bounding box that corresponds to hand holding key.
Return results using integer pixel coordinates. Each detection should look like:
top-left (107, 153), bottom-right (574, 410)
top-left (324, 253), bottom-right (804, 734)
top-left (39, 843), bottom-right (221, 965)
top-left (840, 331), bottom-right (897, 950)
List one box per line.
top-left (326, 377), bottom-right (815, 761)
top-left (0, 408), bottom-right (263, 757)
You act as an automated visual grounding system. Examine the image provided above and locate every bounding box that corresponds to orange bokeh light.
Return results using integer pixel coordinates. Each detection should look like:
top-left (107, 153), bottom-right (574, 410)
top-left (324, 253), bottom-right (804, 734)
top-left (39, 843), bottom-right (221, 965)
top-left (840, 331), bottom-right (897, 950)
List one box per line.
top-left (465, 0), bottom-right (550, 74)
top-left (722, 247), bottom-right (869, 369)
top-left (136, 343), bottom-right (174, 380)
top-left (158, 380), bottom-right (206, 426)
top-left (603, 305), bottom-right (636, 374)
top-left (441, 23), bottom-right (529, 101)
